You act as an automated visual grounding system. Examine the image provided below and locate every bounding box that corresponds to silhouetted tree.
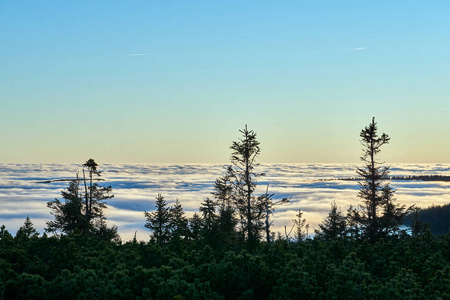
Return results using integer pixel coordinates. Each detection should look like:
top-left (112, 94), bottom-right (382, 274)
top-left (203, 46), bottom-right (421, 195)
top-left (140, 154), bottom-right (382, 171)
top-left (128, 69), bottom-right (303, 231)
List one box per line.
top-left (16, 216), bottom-right (39, 239)
top-left (259, 185), bottom-right (289, 243)
top-left (227, 125), bottom-right (265, 249)
top-left (46, 177), bottom-right (90, 236)
top-left (316, 201), bottom-right (346, 241)
top-left (212, 173), bottom-right (233, 210)
top-left (169, 199), bottom-right (188, 239)
top-left (199, 198), bottom-right (217, 233)
top-left (293, 209), bottom-right (309, 242)
top-left (212, 173), bottom-right (238, 248)
top-left (46, 160), bottom-right (117, 240)
top-left (94, 213), bottom-right (121, 243)
top-left (188, 213), bottom-right (202, 241)
top-left (349, 118), bottom-right (410, 242)
top-left (82, 159), bottom-right (113, 225)
top-left (144, 194), bottom-right (171, 244)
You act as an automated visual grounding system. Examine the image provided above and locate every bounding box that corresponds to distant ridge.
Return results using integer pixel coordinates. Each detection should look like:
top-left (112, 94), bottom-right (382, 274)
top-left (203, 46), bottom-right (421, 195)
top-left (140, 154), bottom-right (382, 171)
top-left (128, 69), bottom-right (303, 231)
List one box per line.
top-left (316, 175), bottom-right (450, 182)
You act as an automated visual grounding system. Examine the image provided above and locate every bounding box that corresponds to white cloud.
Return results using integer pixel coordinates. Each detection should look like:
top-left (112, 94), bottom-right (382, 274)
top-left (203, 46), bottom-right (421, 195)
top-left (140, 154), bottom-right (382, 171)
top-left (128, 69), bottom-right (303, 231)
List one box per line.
top-left (128, 53), bottom-right (152, 56)
top-left (349, 47), bottom-right (367, 51)
top-left (1, 163), bottom-right (449, 241)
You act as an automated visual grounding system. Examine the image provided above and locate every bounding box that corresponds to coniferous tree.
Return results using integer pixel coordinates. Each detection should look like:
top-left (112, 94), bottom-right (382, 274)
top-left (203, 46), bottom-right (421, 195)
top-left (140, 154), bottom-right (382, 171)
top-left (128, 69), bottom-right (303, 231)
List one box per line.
top-left (259, 185), bottom-right (289, 243)
top-left (16, 216), bottom-right (39, 238)
top-left (316, 201), bottom-right (346, 241)
top-left (46, 177), bottom-right (90, 236)
top-left (293, 209), bottom-right (309, 242)
top-left (94, 213), bottom-right (121, 243)
top-left (144, 194), bottom-right (171, 244)
top-left (188, 213), bottom-right (202, 241)
top-left (227, 125), bottom-right (265, 248)
top-left (199, 198), bottom-right (217, 234)
top-left (212, 173), bottom-right (238, 248)
top-left (212, 173), bottom-right (233, 209)
top-left (169, 199), bottom-right (188, 239)
top-left (349, 118), bottom-right (410, 242)
top-left (82, 159), bottom-right (114, 225)
top-left (46, 160), bottom-right (116, 239)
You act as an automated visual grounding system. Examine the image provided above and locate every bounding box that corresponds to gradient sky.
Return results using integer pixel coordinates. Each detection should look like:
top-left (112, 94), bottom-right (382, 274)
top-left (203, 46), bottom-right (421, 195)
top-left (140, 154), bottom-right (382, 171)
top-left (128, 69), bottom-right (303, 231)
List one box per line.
top-left (1, 1), bottom-right (449, 163)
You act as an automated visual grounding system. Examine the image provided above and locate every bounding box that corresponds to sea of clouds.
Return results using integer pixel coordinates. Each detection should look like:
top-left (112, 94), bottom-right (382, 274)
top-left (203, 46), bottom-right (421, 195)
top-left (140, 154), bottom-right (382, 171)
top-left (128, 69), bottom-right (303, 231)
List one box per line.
top-left (1, 163), bottom-right (449, 241)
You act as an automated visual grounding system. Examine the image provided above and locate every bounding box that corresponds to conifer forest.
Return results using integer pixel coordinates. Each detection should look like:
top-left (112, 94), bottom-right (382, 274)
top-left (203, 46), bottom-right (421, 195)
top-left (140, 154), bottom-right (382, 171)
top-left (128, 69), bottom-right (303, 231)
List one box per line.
top-left (1, 119), bottom-right (449, 299)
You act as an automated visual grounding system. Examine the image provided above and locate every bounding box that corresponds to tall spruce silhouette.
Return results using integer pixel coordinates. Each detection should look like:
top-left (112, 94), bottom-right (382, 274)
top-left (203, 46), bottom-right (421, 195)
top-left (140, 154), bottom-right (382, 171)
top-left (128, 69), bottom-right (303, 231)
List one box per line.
top-left (226, 125), bottom-right (265, 248)
top-left (349, 118), bottom-right (410, 242)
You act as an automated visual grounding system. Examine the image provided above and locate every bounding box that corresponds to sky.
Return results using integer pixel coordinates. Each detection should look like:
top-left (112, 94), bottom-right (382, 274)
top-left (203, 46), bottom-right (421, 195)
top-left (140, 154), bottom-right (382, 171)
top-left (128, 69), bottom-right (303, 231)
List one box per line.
top-left (1, 1), bottom-right (450, 163)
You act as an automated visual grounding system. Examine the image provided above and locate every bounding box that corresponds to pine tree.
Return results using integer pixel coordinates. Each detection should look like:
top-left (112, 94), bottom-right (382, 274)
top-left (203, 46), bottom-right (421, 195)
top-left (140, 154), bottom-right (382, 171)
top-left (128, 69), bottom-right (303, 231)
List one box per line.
top-left (169, 199), bottom-right (188, 239)
top-left (188, 213), bottom-right (202, 241)
top-left (144, 194), bottom-right (171, 244)
top-left (16, 216), bottom-right (39, 238)
top-left (212, 173), bottom-right (233, 210)
top-left (199, 198), bottom-right (217, 233)
top-left (259, 185), bottom-right (289, 243)
top-left (316, 201), bottom-right (346, 241)
top-left (409, 207), bottom-right (429, 237)
top-left (349, 118), bottom-right (410, 242)
top-left (212, 173), bottom-right (238, 248)
top-left (293, 209), bottom-right (309, 242)
top-left (46, 160), bottom-right (115, 239)
top-left (46, 178), bottom-right (90, 236)
top-left (82, 159), bottom-right (113, 225)
top-left (227, 125), bottom-right (265, 248)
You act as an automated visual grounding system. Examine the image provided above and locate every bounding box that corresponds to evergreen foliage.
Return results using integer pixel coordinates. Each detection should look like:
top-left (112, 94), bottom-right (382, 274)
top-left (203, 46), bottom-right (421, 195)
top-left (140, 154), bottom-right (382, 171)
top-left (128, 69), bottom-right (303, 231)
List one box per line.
top-left (227, 125), bottom-right (266, 249)
top-left (1, 228), bottom-right (449, 299)
top-left (349, 118), bottom-right (411, 243)
top-left (45, 159), bottom-right (118, 241)
top-left (405, 203), bottom-right (450, 235)
top-left (292, 209), bottom-right (309, 242)
top-left (316, 201), bottom-right (346, 241)
top-left (144, 194), bottom-right (171, 244)
top-left (16, 216), bottom-right (39, 239)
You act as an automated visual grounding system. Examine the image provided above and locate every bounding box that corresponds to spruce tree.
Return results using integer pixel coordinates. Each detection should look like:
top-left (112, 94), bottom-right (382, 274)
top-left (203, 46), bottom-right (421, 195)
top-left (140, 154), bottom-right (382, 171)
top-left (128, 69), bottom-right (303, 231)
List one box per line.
top-left (293, 209), bottom-right (309, 242)
top-left (16, 216), bottom-right (39, 238)
top-left (144, 194), bottom-right (171, 244)
top-left (212, 173), bottom-right (238, 248)
top-left (259, 185), bottom-right (289, 243)
top-left (199, 198), bottom-right (217, 233)
top-left (46, 160), bottom-right (115, 239)
top-left (227, 125), bottom-right (265, 248)
top-left (349, 117), bottom-right (410, 242)
top-left (169, 199), bottom-right (188, 239)
top-left (188, 213), bottom-right (202, 241)
top-left (316, 201), bottom-right (346, 241)
top-left (46, 178), bottom-right (90, 236)
top-left (82, 159), bottom-right (113, 225)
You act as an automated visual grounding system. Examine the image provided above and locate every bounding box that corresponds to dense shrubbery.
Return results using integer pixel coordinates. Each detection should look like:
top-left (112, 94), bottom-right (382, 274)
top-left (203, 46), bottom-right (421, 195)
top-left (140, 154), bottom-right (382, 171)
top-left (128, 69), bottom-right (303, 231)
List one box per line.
top-left (1, 227), bottom-right (449, 299)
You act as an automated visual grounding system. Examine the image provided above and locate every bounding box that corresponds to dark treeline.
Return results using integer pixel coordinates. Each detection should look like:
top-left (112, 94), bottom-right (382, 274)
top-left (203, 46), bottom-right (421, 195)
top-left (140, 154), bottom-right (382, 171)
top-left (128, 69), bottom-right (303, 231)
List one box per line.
top-left (1, 118), bottom-right (449, 299)
top-left (404, 203), bottom-right (450, 235)
top-left (319, 175), bottom-right (450, 182)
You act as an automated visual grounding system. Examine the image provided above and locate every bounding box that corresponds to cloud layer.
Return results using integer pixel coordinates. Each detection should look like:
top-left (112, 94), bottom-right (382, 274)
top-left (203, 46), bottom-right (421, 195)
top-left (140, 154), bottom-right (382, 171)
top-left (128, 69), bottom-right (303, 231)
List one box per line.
top-left (1, 163), bottom-right (449, 241)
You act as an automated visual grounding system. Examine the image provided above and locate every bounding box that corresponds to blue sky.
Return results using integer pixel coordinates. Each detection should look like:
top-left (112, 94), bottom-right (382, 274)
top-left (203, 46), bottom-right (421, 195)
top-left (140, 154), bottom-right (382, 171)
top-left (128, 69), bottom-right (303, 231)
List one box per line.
top-left (1, 1), bottom-right (449, 163)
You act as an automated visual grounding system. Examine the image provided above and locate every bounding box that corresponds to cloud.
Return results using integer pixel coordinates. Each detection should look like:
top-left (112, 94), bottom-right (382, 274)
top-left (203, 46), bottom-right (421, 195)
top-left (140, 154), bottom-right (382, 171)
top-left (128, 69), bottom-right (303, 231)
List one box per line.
top-left (349, 47), bottom-right (367, 51)
top-left (1, 163), bottom-right (449, 241)
top-left (128, 53), bottom-right (152, 56)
